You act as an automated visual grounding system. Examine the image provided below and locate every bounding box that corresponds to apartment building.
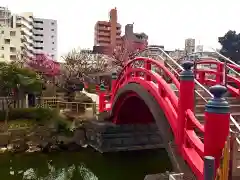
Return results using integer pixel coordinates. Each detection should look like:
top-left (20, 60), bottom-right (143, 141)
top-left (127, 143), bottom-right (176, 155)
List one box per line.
top-left (13, 12), bottom-right (58, 60)
top-left (185, 38), bottom-right (195, 54)
top-left (0, 6), bottom-right (11, 26)
top-left (0, 26), bottom-right (22, 61)
top-left (33, 18), bottom-right (57, 59)
top-left (93, 8), bottom-right (122, 54)
top-left (0, 7), bottom-right (58, 62)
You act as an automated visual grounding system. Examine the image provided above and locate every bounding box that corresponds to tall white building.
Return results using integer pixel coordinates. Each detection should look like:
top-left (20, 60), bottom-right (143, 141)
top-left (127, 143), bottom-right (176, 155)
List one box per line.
top-left (0, 7), bottom-right (58, 62)
top-left (33, 18), bottom-right (57, 59)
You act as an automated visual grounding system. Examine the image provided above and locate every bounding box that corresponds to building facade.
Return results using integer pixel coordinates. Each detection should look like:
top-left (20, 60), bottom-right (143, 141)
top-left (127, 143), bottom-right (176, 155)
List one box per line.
top-left (93, 8), bottom-right (122, 54)
top-left (0, 6), bottom-right (11, 26)
top-left (185, 38), bottom-right (195, 54)
top-left (0, 26), bottom-right (22, 62)
top-left (33, 18), bottom-right (57, 59)
top-left (0, 7), bottom-right (58, 62)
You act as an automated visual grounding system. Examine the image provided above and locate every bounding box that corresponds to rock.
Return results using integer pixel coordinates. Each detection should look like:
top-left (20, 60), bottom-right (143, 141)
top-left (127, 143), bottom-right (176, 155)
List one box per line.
top-left (7, 144), bottom-right (14, 151)
top-left (49, 144), bottom-right (60, 152)
top-left (66, 142), bottom-right (82, 152)
top-left (10, 139), bottom-right (28, 153)
top-left (0, 132), bottom-right (10, 146)
top-left (26, 145), bottom-right (41, 153)
top-left (41, 142), bottom-right (51, 153)
top-left (73, 128), bottom-right (86, 146)
top-left (0, 147), bottom-right (7, 153)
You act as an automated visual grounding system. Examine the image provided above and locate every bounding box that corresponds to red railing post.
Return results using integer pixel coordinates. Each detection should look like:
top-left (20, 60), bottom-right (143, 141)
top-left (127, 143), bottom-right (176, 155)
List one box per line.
top-left (145, 60), bottom-right (151, 81)
top-left (178, 61), bottom-right (195, 147)
top-left (111, 71), bottom-right (117, 92)
top-left (217, 63), bottom-right (224, 84)
top-left (204, 85), bottom-right (230, 175)
top-left (96, 84), bottom-right (100, 93)
top-left (99, 83), bottom-right (106, 113)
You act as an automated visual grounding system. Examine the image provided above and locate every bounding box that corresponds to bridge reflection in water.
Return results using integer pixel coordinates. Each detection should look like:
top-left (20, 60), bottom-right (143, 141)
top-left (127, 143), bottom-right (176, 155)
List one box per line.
top-left (0, 148), bottom-right (172, 180)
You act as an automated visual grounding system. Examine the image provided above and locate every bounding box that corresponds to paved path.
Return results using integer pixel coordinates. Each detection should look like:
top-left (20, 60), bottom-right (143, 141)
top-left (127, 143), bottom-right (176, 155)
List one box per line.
top-left (81, 89), bottom-right (110, 109)
top-left (82, 89), bottom-right (99, 104)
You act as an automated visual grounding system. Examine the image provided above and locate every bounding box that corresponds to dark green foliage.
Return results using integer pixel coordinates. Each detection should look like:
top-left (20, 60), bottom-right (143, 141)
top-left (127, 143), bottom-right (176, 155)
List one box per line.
top-left (0, 62), bottom-right (43, 96)
top-left (218, 30), bottom-right (240, 64)
top-left (0, 107), bottom-right (57, 122)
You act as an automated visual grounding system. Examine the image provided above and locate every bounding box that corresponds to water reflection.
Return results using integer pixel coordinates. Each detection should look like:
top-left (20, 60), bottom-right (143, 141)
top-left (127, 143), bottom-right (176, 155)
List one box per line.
top-left (0, 149), bottom-right (172, 180)
top-left (10, 162), bottom-right (97, 180)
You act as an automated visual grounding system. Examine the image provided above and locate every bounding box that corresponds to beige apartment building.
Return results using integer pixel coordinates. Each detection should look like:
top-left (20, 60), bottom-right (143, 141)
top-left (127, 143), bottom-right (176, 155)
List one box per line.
top-left (93, 8), bottom-right (122, 54)
top-left (0, 26), bottom-right (22, 62)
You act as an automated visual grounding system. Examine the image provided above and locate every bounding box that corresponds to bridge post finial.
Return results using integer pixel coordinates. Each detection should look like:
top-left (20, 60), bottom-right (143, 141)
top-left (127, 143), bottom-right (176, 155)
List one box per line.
top-left (177, 61), bottom-right (195, 146)
top-left (204, 84), bottom-right (230, 173)
top-left (180, 61), bottom-right (194, 80)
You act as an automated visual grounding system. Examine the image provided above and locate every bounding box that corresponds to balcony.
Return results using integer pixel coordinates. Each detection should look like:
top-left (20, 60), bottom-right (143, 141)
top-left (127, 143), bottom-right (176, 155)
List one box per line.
top-left (96, 26), bottom-right (111, 32)
top-left (97, 37), bottom-right (111, 43)
top-left (20, 19), bottom-right (33, 30)
top-left (21, 35), bottom-right (34, 44)
top-left (97, 32), bottom-right (110, 37)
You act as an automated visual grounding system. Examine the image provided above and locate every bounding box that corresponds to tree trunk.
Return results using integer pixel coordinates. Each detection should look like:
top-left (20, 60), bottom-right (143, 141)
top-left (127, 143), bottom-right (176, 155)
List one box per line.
top-left (4, 102), bottom-right (10, 132)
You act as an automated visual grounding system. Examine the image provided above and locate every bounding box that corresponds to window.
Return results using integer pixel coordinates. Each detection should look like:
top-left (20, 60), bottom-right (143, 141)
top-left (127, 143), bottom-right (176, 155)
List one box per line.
top-left (52, 42), bottom-right (54, 44)
top-left (34, 27), bottom-right (43, 30)
top-left (10, 55), bottom-right (17, 60)
top-left (1, 46), bottom-right (4, 50)
top-left (34, 20), bottom-right (43, 24)
top-left (34, 34), bottom-right (43, 37)
top-left (0, 54), bottom-right (4, 58)
top-left (1, 30), bottom-right (4, 34)
top-left (51, 22), bottom-right (54, 25)
top-left (35, 40), bottom-right (43, 43)
top-left (51, 35), bottom-right (54, 38)
top-left (10, 47), bottom-right (16, 53)
top-left (35, 47), bottom-right (43, 50)
top-left (52, 48), bottom-right (54, 50)
top-left (10, 31), bottom-right (16, 36)
top-left (4, 39), bottom-right (10, 44)
top-left (51, 29), bottom-right (54, 31)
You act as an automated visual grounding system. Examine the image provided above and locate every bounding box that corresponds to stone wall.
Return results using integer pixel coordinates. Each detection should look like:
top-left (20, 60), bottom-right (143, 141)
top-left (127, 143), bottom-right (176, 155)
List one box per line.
top-left (84, 121), bottom-right (164, 153)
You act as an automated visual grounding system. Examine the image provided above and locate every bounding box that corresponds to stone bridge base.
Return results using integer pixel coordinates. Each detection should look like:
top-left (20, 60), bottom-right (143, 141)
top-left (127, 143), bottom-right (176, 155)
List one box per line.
top-left (84, 121), bottom-right (164, 153)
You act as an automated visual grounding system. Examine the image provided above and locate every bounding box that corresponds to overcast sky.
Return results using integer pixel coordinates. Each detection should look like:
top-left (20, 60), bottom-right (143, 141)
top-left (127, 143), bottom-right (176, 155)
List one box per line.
top-left (2, 0), bottom-right (240, 58)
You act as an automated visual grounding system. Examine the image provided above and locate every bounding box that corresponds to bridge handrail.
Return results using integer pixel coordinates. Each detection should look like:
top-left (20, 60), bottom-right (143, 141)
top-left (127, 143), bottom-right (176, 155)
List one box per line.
top-left (133, 47), bottom-right (240, 139)
top-left (210, 47), bottom-right (240, 68)
top-left (190, 58), bottom-right (240, 141)
top-left (136, 47), bottom-right (240, 137)
top-left (113, 56), bottom-right (180, 95)
top-left (196, 57), bottom-right (240, 79)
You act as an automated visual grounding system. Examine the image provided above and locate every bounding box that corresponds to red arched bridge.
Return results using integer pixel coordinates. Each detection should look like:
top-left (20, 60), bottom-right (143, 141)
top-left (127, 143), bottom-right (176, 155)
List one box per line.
top-left (97, 50), bottom-right (240, 180)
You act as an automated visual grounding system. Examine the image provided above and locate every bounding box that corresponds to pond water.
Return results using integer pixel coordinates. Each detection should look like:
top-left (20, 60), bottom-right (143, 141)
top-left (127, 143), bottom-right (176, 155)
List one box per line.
top-left (0, 148), bottom-right (172, 180)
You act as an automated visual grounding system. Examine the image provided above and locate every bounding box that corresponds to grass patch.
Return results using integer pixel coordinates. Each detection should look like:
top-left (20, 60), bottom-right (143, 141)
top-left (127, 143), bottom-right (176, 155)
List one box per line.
top-left (8, 119), bottom-right (36, 130)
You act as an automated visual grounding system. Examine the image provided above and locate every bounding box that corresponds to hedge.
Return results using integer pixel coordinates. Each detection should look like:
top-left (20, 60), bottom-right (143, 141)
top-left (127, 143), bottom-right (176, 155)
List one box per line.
top-left (0, 107), bottom-right (58, 122)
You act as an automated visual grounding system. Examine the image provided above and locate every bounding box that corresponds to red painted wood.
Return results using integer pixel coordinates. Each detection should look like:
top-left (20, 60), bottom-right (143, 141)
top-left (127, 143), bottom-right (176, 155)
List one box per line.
top-left (99, 56), bottom-right (240, 179)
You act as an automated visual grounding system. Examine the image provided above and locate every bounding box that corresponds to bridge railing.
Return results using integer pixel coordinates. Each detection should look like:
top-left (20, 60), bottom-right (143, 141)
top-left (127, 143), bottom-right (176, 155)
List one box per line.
top-left (102, 46), bottom-right (239, 179)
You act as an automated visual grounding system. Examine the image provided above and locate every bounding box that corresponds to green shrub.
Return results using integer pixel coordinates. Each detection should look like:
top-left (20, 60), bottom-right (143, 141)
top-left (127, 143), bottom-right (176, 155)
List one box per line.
top-left (0, 107), bottom-right (58, 122)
